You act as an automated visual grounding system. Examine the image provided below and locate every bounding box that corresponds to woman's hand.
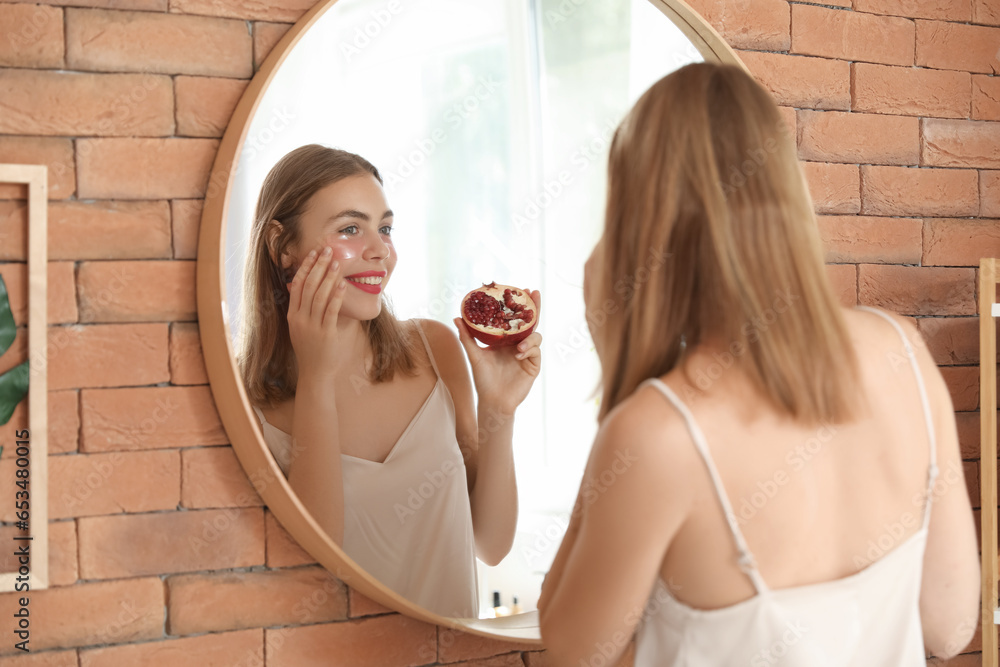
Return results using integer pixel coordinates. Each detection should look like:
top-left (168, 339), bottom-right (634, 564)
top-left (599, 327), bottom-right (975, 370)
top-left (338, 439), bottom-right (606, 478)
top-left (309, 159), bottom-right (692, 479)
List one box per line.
top-left (285, 246), bottom-right (348, 376)
top-left (452, 289), bottom-right (542, 413)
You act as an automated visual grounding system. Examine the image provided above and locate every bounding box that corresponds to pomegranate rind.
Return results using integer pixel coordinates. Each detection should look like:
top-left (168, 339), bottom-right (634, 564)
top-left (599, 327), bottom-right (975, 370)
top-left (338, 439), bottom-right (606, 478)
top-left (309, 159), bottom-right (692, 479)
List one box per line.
top-left (460, 283), bottom-right (538, 347)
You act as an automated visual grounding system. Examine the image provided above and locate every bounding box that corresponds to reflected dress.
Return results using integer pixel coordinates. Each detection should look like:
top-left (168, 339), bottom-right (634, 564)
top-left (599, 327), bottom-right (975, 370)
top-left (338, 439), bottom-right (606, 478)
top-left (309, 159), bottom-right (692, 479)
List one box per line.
top-left (252, 321), bottom-right (480, 618)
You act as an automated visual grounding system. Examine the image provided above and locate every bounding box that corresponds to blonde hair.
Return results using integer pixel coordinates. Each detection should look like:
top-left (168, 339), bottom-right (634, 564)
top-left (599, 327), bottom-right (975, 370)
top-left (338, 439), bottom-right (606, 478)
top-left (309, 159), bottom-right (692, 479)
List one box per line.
top-left (237, 144), bottom-right (417, 407)
top-left (592, 63), bottom-right (858, 423)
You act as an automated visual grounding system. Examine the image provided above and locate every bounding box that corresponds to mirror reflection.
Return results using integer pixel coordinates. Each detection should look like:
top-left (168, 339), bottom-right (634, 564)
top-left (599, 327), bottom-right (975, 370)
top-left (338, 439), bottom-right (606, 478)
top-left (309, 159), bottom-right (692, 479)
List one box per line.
top-left (224, 0), bottom-right (704, 618)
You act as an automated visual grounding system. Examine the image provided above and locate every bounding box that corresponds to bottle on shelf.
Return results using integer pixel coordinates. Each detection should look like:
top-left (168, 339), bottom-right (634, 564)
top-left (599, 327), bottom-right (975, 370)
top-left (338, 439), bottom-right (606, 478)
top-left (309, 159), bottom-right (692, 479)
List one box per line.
top-left (511, 595), bottom-right (522, 614)
top-left (493, 590), bottom-right (511, 617)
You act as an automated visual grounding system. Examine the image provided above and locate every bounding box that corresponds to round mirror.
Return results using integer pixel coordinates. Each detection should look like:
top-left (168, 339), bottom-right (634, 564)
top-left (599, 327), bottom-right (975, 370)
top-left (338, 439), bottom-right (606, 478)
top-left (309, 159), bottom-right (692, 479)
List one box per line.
top-left (197, 0), bottom-right (744, 641)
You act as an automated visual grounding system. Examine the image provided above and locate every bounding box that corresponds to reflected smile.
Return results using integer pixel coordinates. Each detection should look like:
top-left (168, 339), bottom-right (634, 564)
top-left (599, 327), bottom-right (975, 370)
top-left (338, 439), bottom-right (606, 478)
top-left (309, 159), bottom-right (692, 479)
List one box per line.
top-left (346, 271), bottom-right (386, 294)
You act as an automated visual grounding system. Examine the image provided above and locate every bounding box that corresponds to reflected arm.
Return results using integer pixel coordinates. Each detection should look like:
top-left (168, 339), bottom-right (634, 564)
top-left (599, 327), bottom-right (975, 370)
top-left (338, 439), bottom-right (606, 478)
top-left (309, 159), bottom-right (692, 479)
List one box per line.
top-left (421, 318), bottom-right (518, 566)
top-left (287, 368), bottom-right (345, 546)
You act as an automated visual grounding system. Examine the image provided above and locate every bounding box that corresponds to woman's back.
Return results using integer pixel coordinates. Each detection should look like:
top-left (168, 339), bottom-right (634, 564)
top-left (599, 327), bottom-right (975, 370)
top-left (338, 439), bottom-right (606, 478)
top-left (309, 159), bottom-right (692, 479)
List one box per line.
top-left (633, 306), bottom-right (964, 664)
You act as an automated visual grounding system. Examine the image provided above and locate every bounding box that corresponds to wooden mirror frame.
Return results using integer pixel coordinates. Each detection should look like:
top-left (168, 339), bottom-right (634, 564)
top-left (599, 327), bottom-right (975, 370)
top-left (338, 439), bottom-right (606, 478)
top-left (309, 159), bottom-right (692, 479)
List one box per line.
top-left (195, 0), bottom-right (745, 641)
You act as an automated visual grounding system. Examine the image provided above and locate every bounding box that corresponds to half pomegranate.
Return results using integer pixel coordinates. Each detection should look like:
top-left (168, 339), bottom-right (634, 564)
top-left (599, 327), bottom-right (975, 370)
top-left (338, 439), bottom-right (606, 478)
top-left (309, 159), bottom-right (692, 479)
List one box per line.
top-left (460, 282), bottom-right (538, 347)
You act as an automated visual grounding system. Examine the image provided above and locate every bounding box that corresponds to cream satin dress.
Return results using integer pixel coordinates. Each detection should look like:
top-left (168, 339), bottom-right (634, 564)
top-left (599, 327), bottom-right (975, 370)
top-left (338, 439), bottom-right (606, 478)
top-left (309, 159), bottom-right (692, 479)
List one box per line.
top-left (634, 307), bottom-right (937, 666)
top-left (253, 321), bottom-right (480, 618)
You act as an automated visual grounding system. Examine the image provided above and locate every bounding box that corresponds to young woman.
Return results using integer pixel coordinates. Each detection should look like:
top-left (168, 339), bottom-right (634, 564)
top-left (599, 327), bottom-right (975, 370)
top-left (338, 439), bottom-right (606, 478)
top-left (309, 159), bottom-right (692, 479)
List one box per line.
top-left (237, 144), bottom-right (543, 618)
top-left (538, 63), bottom-right (979, 665)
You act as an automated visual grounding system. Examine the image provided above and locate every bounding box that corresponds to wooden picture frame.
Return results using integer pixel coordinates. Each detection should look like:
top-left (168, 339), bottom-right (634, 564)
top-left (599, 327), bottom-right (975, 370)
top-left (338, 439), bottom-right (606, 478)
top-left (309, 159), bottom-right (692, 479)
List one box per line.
top-left (981, 258), bottom-right (999, 667)
top-left (0, 164), bottom-right (49, 592)
top-left (196, 0), bottom-right (744, 642)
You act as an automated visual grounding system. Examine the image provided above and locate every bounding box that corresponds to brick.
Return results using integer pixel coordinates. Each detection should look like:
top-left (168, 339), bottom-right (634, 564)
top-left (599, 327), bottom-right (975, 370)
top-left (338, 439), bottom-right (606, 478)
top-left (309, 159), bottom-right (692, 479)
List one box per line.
top-left (964, 460), bottom-right (978, 509)
top-left (802, 162), bottom-right (860, 214)
top-left (680, 0), bottom-right (789, 51)
top-left (77, 138), bottom-right (218, 200)
top-left (0, 390), bottom-right (77, 457)
top-left (26, 0), bottom-right (167, 9)
top-left (0, 649), bottom-right (78, 665)
top-left (450, 654), bottom-right (525, 667)
top-left (923, 118), bottom-right (1000, 169)
top-left (923, 218), bottom-right (1000, 266)
top-left (787, 0), bottom-right (851, 5)
top-left (77, 260), bottom-right (196, 323)
top-left (50, 390), bottom-right (80, 454)
top-left (81, 385), bottom-right (227, 451)
top-left (78, 507), bottom-right (264, 578)
top-left (438, 627), bottom-right (527, 664)
top-left (975, 0), bottom-right (1000, 25)
top-left (49, 201), bottom-right (172, 261)
top-left (974, 75), bottom-right (1000, 121)
top-left (858, 264), bottom-right (975, 316)
top-left (0, 5), bottom-right (63, 68)
top-left (181, 446), bottom-right (262, 508)
top-left (0, 578), bottom-right (163, 653)
top-left (0, 70), bottom-right (173, 137)
top-left (253, 21), bottom-right (293, 69)
top-left (791, 5), bottom-right (914, 67)
top-left (825, 264), bottom-right (857, 307)
top-left (175, 76), bottom-right (248, 137)
top-left (853, 63), bottom-right (970, 119)
top-left (66, 8), bottom-right (252, 78)
top-left (49, 450), bottom-right (180, 519)
top-left (955, 411), bottom-right (984, 460)
top-left (48, 520), bottom-right (79, 587)
top-left (47, 323), bottom-right (169, 391)
top-left (169, 322), bottom-right (208, 385)
top-left (265, 509), bottom-right (315, 568)
top-left (0, 136), bottom-right (75, 199)
top-left (916, 19), bottom-right (1000, 74)
top-left (348, 588), bottom-right (392, 617)
top-left (168, 566), bottom-right (346, 635)
top-left (737, 51), bottom-right (850, 110)
top-left (861, 166), bottom-right (978, 216)
top-left (51, 261), bottom-right (78, 324)
top-left (853, 0), bottom-right (971, 21)
top-left (940, 366), bottom-right (979, 411)
top-left (171, 200), bottom-right (202, 259)
top-left (265, 616), bottom-right (437, 667)
top-left (817, 216), bottom-right (921, 263)
top-left (983, 170), bottom-right (1000, 217)
top-left (0, 521), bottom-right (75, 587)
top-left (80, 630), bottom-right (262, 667)
top-left (798, 111), bottom-right (919, 165)
top-left (170, 0), bottom-right (313, 22)
top-left (0, 203), bottom-right (27, 260)
top-left (918, 317), bottom-right (991, 365)
top-left (0, 262), bottom-right (77, 326)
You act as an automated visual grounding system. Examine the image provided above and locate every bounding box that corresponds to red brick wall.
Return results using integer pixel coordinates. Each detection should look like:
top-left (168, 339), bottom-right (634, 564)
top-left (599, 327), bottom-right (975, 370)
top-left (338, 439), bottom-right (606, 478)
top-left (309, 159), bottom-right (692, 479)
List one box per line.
top-left (0, 0), bottom-right (996, 664)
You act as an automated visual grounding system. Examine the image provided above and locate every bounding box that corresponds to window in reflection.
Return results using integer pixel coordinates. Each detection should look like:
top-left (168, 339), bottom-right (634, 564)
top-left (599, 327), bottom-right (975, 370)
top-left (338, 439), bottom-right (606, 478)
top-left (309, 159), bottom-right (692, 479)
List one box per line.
top-left (225, 0), bottom-right (701, 617)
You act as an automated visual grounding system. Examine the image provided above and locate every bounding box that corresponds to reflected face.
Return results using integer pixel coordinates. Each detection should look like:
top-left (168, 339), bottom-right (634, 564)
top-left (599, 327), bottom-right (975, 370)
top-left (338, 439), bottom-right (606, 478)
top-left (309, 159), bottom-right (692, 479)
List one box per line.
top-left (283, 174), bottom-right (396, 322)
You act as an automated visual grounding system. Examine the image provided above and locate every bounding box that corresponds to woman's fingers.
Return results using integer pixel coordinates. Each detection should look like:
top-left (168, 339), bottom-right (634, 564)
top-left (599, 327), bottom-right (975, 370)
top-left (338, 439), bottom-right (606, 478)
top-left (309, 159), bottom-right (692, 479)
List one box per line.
top-left (453, 318), bottom-right (482, 360)
top-left (515, 331), bottom-right (543, 361)
top-left (287, 248), bottom-right (319, 313)
top-left (322, 266), bottom-right (349, 328)
top-left (304, 247), bottom-right (335, 318)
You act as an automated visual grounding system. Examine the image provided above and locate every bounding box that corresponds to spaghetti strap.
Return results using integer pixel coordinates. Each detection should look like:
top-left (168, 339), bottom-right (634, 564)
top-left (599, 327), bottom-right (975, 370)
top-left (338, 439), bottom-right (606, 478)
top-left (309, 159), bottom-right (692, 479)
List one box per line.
top-left (251, 404), bottom-right (267, 426)
top-left (413, 319), bottom-right (441, 379)
top-left (855, 306), bottom-right (939, 529)
top-left (641, 377), bottom-right (769, 594)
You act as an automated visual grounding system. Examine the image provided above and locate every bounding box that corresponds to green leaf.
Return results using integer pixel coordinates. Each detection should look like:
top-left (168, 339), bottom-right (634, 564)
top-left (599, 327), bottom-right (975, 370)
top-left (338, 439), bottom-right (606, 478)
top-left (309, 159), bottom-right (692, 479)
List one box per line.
top-left (0, 360), bottom-right (29, 426)
top-left (0, 274), bottom-right (14, 356)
